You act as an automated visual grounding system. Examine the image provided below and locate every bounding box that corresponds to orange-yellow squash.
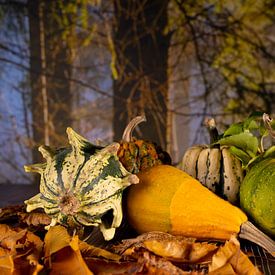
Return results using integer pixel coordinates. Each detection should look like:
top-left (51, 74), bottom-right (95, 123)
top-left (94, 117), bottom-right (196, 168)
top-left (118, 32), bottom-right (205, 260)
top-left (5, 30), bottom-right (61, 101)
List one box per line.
top-left (126, 165), bottom-right (248, 240)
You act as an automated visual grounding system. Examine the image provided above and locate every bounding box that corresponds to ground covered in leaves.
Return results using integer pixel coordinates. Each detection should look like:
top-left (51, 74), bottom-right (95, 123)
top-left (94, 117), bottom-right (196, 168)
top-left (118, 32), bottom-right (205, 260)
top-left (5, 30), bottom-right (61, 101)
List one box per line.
top-left (0, 205), bottom-right (263, 274)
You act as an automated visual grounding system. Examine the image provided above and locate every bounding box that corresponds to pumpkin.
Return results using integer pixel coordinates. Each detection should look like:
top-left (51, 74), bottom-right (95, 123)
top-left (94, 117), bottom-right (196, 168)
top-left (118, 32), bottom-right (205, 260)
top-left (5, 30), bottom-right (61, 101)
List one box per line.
top-left (240, 158), bottom-right (275, 238)
top-left (179, 119), bottom-right (244, 204)
top-left (24, 128), bottom-right (139, 241)
top-left (126, 165), bottom-right (275, 255)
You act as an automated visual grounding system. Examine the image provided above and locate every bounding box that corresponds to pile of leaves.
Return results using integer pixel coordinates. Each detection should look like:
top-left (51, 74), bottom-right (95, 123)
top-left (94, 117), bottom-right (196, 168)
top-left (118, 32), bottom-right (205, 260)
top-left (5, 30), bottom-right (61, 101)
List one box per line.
top-left (0, 205), bottom-right (263, 274)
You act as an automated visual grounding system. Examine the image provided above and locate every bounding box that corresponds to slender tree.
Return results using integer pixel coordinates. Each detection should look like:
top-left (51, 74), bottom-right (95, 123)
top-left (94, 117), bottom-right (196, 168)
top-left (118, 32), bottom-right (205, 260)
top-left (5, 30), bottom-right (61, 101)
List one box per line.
top-left (28, 0), bottom-right (77, 156)
top-left (28, 0), bottom-right (48, 164)
top-left (113, 0), bottom-right (170, 149)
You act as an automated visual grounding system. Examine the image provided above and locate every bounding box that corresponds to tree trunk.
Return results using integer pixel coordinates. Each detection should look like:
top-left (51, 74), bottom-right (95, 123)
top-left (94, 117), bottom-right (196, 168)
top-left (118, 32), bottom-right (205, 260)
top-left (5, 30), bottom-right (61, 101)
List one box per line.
top-left (113, 0), bottom-right (170, 149)
top-left (43, 0), bottom-right (74, 147)
top-left (28, 0), bottom-right (48, 166)
top-left (28, 0), bottom-right (74, 157)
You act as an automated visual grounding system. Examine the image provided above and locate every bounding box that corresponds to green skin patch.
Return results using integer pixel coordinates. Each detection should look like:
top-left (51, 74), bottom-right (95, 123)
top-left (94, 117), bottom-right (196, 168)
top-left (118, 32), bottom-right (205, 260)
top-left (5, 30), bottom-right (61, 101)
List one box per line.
top-left (24, 127), bottom-right (139, 241)
top-left (240, 158), bottom-right (275, 237)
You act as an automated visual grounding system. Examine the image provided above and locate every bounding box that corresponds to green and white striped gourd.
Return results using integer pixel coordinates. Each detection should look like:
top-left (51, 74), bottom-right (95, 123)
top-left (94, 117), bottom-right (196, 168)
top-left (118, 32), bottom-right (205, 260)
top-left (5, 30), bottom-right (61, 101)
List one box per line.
top-left (24, 127), bottom-right (139, 241)
top-left (178, 119), bottom-right (244, 204)
top-left (179, 145), bottom-right (244, 204)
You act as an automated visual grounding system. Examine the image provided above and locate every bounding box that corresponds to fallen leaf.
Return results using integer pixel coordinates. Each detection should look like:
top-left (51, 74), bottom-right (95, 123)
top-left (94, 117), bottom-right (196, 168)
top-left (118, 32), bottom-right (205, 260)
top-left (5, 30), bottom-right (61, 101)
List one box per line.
top-left (0, 251), bottom-right (14, 275)
top-left (113, 231), bottom-right (195, 255)
top-left (209, 236), bottom-right (262, 275)
top-left (0, 224), bottom-right (27, 252)
top-left (143, 239), bottom-right (192, 261)
top-left (44, 225), bottom-right (93, 275)
top-left (84, 258), bottom-right (143, 274)
top-left (19, 212), bottom-right (51, 227)
top-left (138, 250), bottom-right (194, 275)
top-left (0, 224), bottom-right (43, 275)
top-left (189, 242), bottom-right (218, 263)
top-left (44, 225), bottom-right (71, 259)
top-left (0, 205), bottom-right (25, 223)
top-left (209, 262), bottom-right (236, 275)
top-left (230, 250), bottom-right (262, 275)
top-left (79, 240), bottom-right (121, 261)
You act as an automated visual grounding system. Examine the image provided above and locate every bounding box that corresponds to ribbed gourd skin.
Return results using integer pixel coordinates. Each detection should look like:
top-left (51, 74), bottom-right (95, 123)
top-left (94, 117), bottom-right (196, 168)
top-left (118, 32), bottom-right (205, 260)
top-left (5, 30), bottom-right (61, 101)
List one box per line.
top-left (240, 158), bottom-right (275, 238)
top-left (179, 146), bottom-right (244, 204)
top-left (24, 127), bottom-right (139, 241)
top-left (127, 165), bottom-right (247, 240)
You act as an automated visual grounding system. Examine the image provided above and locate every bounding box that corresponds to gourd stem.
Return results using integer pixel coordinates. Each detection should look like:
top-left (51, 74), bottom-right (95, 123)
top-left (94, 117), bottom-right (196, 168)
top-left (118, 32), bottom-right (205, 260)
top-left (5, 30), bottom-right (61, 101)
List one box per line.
top-left (122, 116), bottom-right (147, 142)
top-left (204, 118), bottom-right (219, 144)
top-left (239, 221), bottom-right (275, 256)
top-left (263, 113), bottom-right (275, 139)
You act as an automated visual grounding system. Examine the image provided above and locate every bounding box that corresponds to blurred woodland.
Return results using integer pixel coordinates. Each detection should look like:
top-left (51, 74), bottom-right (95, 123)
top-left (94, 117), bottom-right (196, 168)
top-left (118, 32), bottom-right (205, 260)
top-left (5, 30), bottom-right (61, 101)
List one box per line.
top-left (0, 0), bottom-right (274, 184)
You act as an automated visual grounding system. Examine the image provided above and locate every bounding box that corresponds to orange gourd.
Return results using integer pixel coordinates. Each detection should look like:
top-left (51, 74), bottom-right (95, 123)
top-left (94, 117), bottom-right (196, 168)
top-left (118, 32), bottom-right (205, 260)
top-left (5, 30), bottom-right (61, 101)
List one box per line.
top-left (126, 165), bottom-right (247, 240)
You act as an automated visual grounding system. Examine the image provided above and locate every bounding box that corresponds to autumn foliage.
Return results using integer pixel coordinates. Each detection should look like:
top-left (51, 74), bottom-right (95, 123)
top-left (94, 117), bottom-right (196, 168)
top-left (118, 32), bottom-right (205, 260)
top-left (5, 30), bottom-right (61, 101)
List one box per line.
top-left (0, 207), bottom-right (263, 274)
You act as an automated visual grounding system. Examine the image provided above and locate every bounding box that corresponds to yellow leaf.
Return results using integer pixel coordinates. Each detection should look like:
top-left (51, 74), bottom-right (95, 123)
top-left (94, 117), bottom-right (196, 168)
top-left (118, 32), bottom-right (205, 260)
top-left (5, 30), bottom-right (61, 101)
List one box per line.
top-left (0, 224), bottom-right (27, 253)
top-left (0, 224), bottom-right (44, 275)
top-left (44, 225), bottom-right (71, 259)
top-left (209, 237), bottom-right (239, 272)
top-left (143, 239), bottom-right (192, 261)
top-left (209, 236), bottom-right (262, 274)
top-left (44, 225), bottom-right (93, 275)
top-left (143, 239), bottom-right (218, 263)
top-left (0, 247), bottom-right (14, 275)
top-left (209, 262), bottom-right (236, 275)
top-left (189, 242), bottom-right (218, 263)
top-left (230, 250), bottom-right (262, 275)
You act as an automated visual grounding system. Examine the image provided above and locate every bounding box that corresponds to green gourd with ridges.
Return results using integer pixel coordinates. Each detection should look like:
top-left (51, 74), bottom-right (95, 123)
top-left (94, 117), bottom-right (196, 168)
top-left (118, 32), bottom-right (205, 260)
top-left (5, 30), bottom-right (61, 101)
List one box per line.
top-left (240, 158), bottom-right (275, 237)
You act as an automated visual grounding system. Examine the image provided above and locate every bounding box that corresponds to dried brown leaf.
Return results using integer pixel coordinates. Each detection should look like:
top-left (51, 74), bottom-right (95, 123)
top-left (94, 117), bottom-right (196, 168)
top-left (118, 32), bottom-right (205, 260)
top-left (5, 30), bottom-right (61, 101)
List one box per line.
top-left (84, 258), bottom-right (143, 274)
top-left (0, 224), bottom-right (27, 252)
top-left (230, 250), bottom-right (262, 275)
top-left (44, 225), bottom-right (93, 274)
top-left (0, 205), bottom-right (25, 222)
top-left (209, 262), bottom-right (236, 275)
top-left (138, 250), bottom-right (190, 275)
top-left (209, 236), bottom-right (263, 275)
top-left (0, 225), bottom-right (43, 274)
top-left (0, 248), bottom-right (14, 275)
top-left (18, 212), bottom-right (51, 227)
top-left (143, 239), bottom-right (192, 261)
top-left (79, 240), bottom-right (121, 261)
top-left (113, 231), bottom-right (195, 255)
top-left (189, 242), bottom-right (218, 263)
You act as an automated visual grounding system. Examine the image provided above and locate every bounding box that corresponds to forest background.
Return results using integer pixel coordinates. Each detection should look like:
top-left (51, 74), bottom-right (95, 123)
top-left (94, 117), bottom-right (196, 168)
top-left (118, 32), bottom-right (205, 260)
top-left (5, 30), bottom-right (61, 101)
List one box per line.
top-left (0, 0), bottom-right (274, 184)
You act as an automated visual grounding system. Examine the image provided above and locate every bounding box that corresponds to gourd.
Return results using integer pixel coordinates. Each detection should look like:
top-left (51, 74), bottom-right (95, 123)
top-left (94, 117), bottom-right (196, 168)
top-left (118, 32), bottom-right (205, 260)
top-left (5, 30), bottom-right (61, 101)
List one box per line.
top-left (235, 113), bottom-right (275, 238)
top-left (179, 119), bottom-right (244, 204)
top-left (126, 165), bottom-right (275, 255)
top-left (24, 128), bottom-right (139, 241)
top-left (240, 158), bottom-right (275, 237)
top-left (117, 116), bottom-right (171, 173)
top-left (127, 165), bottom-right (247, 240)
top-left (24, 116), bottom-right (170, 241)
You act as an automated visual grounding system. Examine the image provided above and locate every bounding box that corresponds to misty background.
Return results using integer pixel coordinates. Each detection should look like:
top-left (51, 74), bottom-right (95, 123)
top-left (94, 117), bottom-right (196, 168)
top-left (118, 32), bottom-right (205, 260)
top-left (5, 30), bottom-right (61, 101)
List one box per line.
top-left (0, 0), bottom-right (274, 185)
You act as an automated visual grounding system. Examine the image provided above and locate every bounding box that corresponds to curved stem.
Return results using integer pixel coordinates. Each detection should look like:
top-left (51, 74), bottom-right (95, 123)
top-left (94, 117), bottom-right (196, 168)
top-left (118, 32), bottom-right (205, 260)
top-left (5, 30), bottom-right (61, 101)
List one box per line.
top-left (122, 116), bottom-right (147, 142)
top-left (263, 113), bottom-right (275, 139)
top-left (204, 117), bottom-right (219, 144)
top-left (240, 221), bottom-right (275, 256)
